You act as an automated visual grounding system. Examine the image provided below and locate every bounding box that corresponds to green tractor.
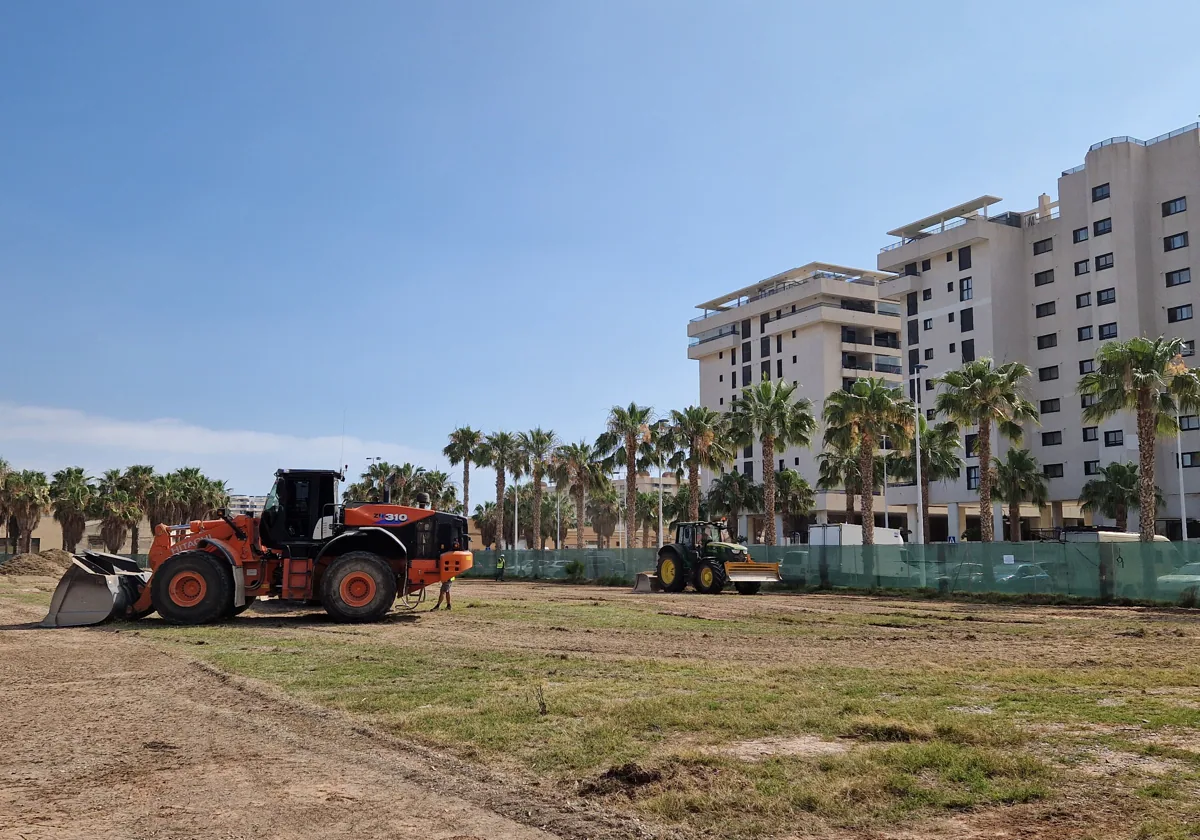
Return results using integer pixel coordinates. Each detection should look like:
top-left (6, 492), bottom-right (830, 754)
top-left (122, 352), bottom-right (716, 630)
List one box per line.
top-left (655, 521), bottom-right (781, 595)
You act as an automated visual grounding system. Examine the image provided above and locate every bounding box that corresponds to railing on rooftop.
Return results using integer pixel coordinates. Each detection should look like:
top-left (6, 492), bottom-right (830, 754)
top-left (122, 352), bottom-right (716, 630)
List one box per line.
top-left (690, 271), bottom-right (880, 321)
top-left (1062, 163), bottom-right (1086, 176)
top-left (688, 323), bottom-right (738, 346)
top-left (692, 300), bottom-right (895, 347)
top-left (1024, 207), bottom-right (1061, 227)
top-left (1060, 121), bottom-right (1200, 177)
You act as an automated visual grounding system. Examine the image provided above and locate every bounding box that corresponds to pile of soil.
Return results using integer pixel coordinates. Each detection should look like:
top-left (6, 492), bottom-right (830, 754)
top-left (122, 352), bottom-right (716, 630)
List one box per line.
top-left (0, 550), bottom-right (74, 576)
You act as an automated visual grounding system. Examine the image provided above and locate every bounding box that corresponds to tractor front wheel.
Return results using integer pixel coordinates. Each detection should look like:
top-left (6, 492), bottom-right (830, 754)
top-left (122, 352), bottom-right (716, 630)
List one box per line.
top-left (694, 560), bottom-right (727, 595)
top-left (734, 582), bottom-right (762, 595)
top-left (321, 551), bottom-right (398, 622)
top-left (152, 550), bottom-right (235, 625)
top-left (656, 552), bottom-right (687, 593)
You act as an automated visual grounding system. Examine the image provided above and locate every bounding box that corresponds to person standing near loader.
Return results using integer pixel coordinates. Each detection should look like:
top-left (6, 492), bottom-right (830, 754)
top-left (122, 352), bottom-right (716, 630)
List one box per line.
top-left (496, 553), bottom-right (506, 582)
top-left (431, 576), bottom-right (454, 611)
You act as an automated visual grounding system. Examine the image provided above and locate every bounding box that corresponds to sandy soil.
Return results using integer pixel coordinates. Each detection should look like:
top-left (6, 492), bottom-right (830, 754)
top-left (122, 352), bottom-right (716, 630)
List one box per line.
top-left (0, 595), bottom-right (654, 840)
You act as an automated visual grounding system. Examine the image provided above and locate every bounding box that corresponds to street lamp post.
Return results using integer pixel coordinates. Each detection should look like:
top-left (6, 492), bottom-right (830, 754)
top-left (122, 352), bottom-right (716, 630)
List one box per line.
top-left (657, 458), bottom-right (665, 549)
top-left (1178, 413), bottom-right (1189, 541)
top-left (912, 365), bottom-right (928, 550)
top-left (882, 437), bottom-right (889, 530)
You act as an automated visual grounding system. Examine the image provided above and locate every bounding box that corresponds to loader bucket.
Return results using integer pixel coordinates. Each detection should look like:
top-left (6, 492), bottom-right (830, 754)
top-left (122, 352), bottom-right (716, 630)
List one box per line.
top-left (723, 561), bottom-right (782, 584)
top-left (42, 552), bottom-right (152, 628)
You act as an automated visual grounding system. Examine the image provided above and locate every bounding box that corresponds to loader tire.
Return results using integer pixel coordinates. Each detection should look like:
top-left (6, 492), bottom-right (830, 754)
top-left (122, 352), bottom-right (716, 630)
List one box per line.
top-left (656, 552), bottom-right (687, 593)
top-left (321, 551), bottom-right (397, 623)
top-left (734, 582), bottom-right (762, 595)
top-left (152, 550), bottom-right (235, 625)
top-left (694, 559), bottom-right (727, 595)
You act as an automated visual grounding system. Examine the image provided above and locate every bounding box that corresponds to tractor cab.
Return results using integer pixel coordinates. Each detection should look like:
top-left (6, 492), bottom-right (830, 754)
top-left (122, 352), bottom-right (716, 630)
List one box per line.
top-left (674, 521), bottom-right (723, 551)
top-left (259, 469), bottom-right (341, 550)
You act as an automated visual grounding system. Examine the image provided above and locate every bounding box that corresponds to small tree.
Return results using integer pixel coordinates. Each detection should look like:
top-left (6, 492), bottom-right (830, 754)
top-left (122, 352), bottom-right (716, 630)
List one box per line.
top-left (990, 449), bottom-right (1049, 542)
top-left (1079, 462), bottom-right (1153, 532)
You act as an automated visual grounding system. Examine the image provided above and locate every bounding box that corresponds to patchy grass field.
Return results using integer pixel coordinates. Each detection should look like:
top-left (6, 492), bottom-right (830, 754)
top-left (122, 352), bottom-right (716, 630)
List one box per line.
top-left (6, 577), bottom-right (1200, 838)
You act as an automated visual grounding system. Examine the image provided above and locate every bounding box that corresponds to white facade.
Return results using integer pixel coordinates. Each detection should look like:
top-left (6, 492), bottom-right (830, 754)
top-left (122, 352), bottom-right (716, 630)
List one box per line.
top-left (877, 122), bottom-right (1200, 538)
top-left (226, 495), bottom-right (267, 517)
top-left (687, 262), bottom-right (903, 526)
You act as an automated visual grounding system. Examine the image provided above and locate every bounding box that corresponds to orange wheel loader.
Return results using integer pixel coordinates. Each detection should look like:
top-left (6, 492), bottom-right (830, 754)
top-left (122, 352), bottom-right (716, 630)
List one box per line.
top-left (42, 469), bottom-right (472, 627)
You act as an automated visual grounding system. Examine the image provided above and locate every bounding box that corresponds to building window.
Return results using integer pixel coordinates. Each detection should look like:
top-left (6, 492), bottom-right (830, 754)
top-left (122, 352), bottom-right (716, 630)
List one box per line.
top-left (1039, 365), bottom-right (1059, 381)
top-left (947, 281), bottom-right (953, 292)
top-left (1083, 426), bottom-right (1098, 441)
top-left (1183, 452), bottom-right (1200, 468)
top-left (1165, 232), bottom-right (1189, 251)
top-left (959, 277), bottom-right (973, 301)
top-left (761, 336), bottom-right (771, 357)
top-left (744, 461), bottom-right (754, 480)
top-left (1104, 430), bottom-right (1124, 447)
top-left (949, 342), bottom-right (956, 353)
top-left (742, 364), bottom-right (751, 385)
top-left (1093, 217), bottom-right (1112, 236)
top-left (959, 246), bottom-right (972, 270)
top-left (964, 434), bottom-right (978, 457)
top-left (1035, 269), bottom-right (1055, 286)
top-left (924, 348), bottom-right (933, 360)
top-left (1099, 322), bottom-right (1117, 339)
top-left (1167, 268), bottom-right (1191, 287)
top-left (1033, 238), bottom-right (1053, 255)
top-left (1041, 398), bottom-right (1060, 414)
top-left (1037, 333), bottom-right (1058, 349)
top-left (961, 307), bottom-right (974, 332)
top-left (1043, 463), bottom-right (1064, 478)
top-left (923, 318), bottom-right (932, 330)
top-left (1169, 304), bottom-right (1194, 323)
top-left (1078, 325), bottom-right (1094, 341)
top-left (966, 466), bottom-right (980, 490)
top-left (776, 359), bottom-right (783, 379)
top-left (922, 288), bottom-right (932, 301)
top-left (761, 360), bottom-right (771, 380)
top-left (1082, 394), bottom-right (1098, 408)
top-left (946, 251), bottom-right (953, 262)
top-left (719, 374), bottom-right (723, 382)
top-left (925, 379), bottom-right (934, 391)
top-left (1181, 415), bottom-right (1200, 431)
top-left (794, 457), bottom-right (800, 466)
top-left (907, 319), bottom-right (919, 345)
top-left (961, 338), bottom-right (975, 362)
top-left (779, 459), bottom-right (784, 472)
top-left (731, 371), bottom-right (737, 388)
top-left (1042, 431), bottom-right (1062, 446)
top-left (1076, 292), bottom-right (1091, 308)
top-left (907, 292), bottom-right (918, 316)
top-left (949, 311), bottom-right (955, 323)
top-left (921, 258), bottom-right (931, 272)
top-left (776, 334), bottom-right (782, 353)
top-left (742, 340), bottom-right (751, 360)
top-left (1164, 197), bottom-right (1187, 216)
top-left (1075, 259), bottom-right (1090, 276)
top-left (1096, 253), bottom-right (1114, 271)
top-left (731, 348), bottom-right (737, 365)
top-left (1097, 288), bottom-right (1115, 305)
top-left (1085, 460), bottom-right (1100, 475)
top-left (905, 262), bottom-right (918, 276)
top-left (1093, 183), bottom-right (1110, 201)
top-left (1079, 359), bottom-right (1095, 374)
top-left (926, 408), bottom-right (936, 420)
top-left (792, 355), bottom-right (797, 363)
top-left (1035, 301), bottom-right (1056, 318)
top-left (719, 397), bottom-right (724, 405)
top-left (1184, 340), bottom-right (1196, 357)
top-left (1073, 226), bottom-right (1089, 243)
top-left (760, 314), bottom-right (768, 334)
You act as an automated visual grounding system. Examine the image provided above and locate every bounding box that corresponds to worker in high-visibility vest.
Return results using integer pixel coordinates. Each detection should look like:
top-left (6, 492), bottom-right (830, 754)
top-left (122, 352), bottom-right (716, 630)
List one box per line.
top-left (495, 553), bottom-right (506, 582)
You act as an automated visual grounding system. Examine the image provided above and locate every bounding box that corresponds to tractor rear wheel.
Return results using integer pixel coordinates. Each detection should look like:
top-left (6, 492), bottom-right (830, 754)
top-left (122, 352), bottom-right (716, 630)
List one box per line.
top-left (152, 550), bottom-right (235, 625)
top-left (734, 582), bottom-right (762, 595)
top-left (656, 552), bottom-right (687, 593)
top-left (321, 551), bottom-right (397, 622)
top-left (693, 559), bottom-right (727, 595)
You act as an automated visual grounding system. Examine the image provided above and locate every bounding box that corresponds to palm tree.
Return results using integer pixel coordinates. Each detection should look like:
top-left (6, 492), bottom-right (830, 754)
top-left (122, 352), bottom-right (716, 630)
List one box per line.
top-left (91, 478), bottom-right (141, 554)
top-left (635, 491), bottom-right (660, 549)
top-left (730, 380), bottom-right (816, 545)
top-left (599, 403), bottom-right (655, 549)
top-left (822, 378), bottom-right (911, 545)
top-left (1078, 337), bottom-right (1200, 541)
top-left (774, 468), bottom-right (815, 539)
top-left (935, 359), bottom-right (1039, 543)
top-left (120, 465), bottom-right (156, 554)
top-left (550, 440), bottom-right (605, 549)
top-left (472, 501), bottom-right (498, 549)
top-left (706, 471), bottom-right (761, 541)
top-left (518, 427), bottom-right (559, 556)
top-left (1079, 462), bottom-right (1162, 532)
top-left (477, 432), bottom-right (524, 550)
top-left (0, 457), bottom-right (12, 552)
top-left (6, 470), bottom-right (51, 554)
top-left (666, 484), bottom-right (704, 525)
top-left (444, 427), bottom-right (483, 516)
top-left (50, 467), bottom-right (94, 551)
top-left (817, 445), bottom-right (864, 522)
top-left (416, 469), bottom-right (458, 510)
top-left (668, 406), bottom-right (735, 522)
top-left (887, 418), bottom-right (963, 543)
top-left (586, 482), bottom-right (620, 548)
top-left (385, 463), bottom-right (426, 505)
top-left (990, 449), bottom-right (1049, 542)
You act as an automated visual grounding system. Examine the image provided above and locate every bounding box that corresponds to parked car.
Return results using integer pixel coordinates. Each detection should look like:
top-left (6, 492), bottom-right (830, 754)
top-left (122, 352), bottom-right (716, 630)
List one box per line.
top-left (994, 563), bottom-right (1053, 593)
top-left (1156, 562), bottom-right (1200, 601)
top-left (942, 562), bottom-right (987, 591)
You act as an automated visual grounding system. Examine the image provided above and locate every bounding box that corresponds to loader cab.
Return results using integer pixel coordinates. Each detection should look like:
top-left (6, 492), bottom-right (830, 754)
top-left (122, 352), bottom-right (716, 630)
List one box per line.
top-left (259, 469), bottom-right (340, 550)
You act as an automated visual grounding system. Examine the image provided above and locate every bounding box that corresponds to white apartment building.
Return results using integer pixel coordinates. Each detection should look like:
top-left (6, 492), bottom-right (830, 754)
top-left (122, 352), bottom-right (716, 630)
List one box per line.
top-left (226, 494), bottom-right (268, 517)
top-left (687, 262), bottom-right (903, 536)
top-left (878, 121), bottom-right (1200, 539)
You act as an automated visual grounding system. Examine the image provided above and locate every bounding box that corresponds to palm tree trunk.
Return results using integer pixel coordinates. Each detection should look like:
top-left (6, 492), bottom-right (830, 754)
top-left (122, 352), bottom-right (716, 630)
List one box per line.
top-left (495, 471), bottom-right (507, 551)
top-left (921, 472), bottom-right (931, 544)
top-left (1116, 504), bottom-right (1128, 532)
top-left (576, 486), bottom-right (586, 550)
top-left (762, 437), bottom-right (777, 545)
top-left (462, 461), bottom-right (471, 520)
top-left (845, 489), bottom-right (855, 521)
top-left (858, 437), bottom-right (876, 545)
top-left (1009, 502), bottom-right (1021, 542)
top-left (626, 436), bottom-right (638, 549)
top-left (978, 421), bottom-right (994, 543)
top-left (1136, 394), bottom-right (1157, 542)
top-left (688, 456), bottom-right (701, 522)
top-left (130, 523), bottom-right (141, 556)
top-left (532, 472), bottom-right (543, 560)
top-left (642, 523), bottom-right (650, 547)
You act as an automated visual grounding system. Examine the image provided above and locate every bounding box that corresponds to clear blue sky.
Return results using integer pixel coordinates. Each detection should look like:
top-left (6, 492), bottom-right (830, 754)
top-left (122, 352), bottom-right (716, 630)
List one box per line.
top-left (3, 0), bottom-right (1199, 495)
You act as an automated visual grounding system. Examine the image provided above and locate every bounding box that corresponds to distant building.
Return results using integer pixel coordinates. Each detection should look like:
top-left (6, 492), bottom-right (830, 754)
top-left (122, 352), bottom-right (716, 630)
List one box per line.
top-left (227, 495), bottom-right (267, 517)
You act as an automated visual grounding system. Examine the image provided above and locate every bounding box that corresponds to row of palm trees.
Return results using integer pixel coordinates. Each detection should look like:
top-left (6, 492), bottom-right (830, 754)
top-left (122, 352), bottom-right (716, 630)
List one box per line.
top-left (444, 335), bottom-right (1199, 548)
top-left (343, 462), bottom-right (459, 510)
top-left (0, 462), bottom-right (229, 555)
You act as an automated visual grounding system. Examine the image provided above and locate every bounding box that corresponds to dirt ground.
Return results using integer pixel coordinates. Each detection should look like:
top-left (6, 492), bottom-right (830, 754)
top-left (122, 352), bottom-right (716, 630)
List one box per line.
top-left (0, 585), bottom-right (650, 840)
